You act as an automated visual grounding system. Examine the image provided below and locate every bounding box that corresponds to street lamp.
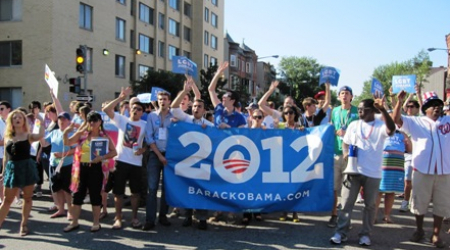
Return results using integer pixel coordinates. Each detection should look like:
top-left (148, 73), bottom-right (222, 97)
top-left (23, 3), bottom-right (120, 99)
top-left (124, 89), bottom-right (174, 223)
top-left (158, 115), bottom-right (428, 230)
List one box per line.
top-left (427, 48), bottom-right (450, 52)
top-left (258, 55), bottom-right (279, 60)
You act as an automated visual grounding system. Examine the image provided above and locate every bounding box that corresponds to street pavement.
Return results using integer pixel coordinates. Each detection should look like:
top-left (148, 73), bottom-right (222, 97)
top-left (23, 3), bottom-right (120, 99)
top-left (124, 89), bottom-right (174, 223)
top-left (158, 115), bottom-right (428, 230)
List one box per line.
top-left (0, 187), bottom-right (449, 250)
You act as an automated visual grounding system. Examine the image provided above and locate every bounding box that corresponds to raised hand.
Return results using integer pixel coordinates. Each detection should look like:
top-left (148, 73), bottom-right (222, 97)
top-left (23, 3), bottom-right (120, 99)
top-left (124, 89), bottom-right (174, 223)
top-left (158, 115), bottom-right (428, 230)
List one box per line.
top-left (269, 80), bottom-right (279, 90)
top-left (217, 61), bottom-right (229, 73)
top-left (373, 95), bottom-right (385, 110)
top-left (120, 86), bottom-right (133, 99)
top-left (397, 90), bottom-right (407, 103)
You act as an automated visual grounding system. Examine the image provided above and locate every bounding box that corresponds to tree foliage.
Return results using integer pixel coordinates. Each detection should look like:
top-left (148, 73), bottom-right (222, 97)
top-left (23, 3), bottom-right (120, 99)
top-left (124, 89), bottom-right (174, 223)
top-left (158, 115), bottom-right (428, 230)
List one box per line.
top-left (353, 50), bottom-right (432, 105)
top-left (131, 70), bottom-right (185, 100)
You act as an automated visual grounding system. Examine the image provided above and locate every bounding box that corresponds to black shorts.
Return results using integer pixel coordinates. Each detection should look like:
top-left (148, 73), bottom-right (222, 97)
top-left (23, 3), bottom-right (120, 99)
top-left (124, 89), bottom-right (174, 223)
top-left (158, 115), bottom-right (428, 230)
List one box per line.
top-left (50, 164), bottom-right (72, 193)
top-left (112, 160), bottom-right (142, 195)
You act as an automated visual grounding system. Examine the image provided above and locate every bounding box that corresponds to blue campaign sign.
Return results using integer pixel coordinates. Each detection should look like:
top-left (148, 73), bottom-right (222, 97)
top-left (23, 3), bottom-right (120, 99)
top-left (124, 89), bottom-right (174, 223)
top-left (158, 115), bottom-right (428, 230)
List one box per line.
top-left (392, 75), bottom-right (416, 94)
top-left (172, 56), bottom-right (198, 78)
top-left (165, 122), bottom-right (335, 213)
top-left (371, 78), bottom-right (384, 96)
top-left (319, 67), bottom-right (340, 86)
top-left (150, 87), bottom-right (168, 101)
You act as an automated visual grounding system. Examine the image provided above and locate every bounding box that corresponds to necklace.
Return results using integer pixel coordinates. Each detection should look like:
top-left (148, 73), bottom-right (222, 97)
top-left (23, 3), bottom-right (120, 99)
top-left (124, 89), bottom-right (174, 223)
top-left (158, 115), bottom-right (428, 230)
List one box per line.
top-left (360, 120), bottom-right (375, 140)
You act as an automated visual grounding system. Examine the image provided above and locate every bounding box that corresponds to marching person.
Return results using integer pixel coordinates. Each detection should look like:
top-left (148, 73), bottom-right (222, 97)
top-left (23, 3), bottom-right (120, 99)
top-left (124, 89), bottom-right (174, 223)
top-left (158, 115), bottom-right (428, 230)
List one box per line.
top-left (330, 98), bottom-right (395, 246)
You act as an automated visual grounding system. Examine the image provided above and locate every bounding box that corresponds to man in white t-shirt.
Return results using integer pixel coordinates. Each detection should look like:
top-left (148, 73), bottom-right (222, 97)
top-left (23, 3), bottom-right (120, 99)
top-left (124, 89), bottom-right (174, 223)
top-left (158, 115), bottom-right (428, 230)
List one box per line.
top-left (393, 91), bottom-right (450, 248)
top-left (103, 86), bottom-right (147, 230)
top-left (330, 98), bottom-right (395, 246)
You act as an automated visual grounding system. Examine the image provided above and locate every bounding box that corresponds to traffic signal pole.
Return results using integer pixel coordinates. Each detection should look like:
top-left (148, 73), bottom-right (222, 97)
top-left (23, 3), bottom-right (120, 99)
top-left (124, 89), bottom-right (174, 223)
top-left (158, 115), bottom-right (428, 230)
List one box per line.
top-left (81, 45), bottom-right (87, 95)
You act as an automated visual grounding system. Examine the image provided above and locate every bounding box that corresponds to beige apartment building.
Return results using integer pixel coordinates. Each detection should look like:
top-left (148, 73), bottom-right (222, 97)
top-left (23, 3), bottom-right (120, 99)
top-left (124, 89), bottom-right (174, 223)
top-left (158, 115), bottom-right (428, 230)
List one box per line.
top-left (0, 0), bottom-right (224, 110)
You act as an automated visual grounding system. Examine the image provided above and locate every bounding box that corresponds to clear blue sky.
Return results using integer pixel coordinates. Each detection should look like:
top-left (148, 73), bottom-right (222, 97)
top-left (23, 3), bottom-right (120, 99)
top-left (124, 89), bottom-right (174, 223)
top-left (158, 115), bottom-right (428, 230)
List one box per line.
top-left (224, 0), bottom-right (450, 96)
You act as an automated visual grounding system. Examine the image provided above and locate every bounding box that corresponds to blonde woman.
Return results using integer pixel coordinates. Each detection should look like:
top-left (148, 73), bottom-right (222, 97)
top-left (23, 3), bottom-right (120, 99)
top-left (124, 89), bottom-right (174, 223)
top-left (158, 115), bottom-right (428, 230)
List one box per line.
top-left (0, 109), bottom-right (44, 236)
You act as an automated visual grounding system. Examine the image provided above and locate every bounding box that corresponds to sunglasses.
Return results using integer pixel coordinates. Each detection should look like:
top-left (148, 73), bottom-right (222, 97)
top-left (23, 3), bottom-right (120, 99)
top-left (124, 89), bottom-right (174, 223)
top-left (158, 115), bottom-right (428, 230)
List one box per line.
top-left (253, 115), bottom-right (263, 120)
top-left (357, 107), bottom-right (372, 111)
top-left (406, 105), bottom-right (416, 109)
top-left (132, 107), bottom-right (143, 111)
top-left (284, 111), bottom-right (294, 115)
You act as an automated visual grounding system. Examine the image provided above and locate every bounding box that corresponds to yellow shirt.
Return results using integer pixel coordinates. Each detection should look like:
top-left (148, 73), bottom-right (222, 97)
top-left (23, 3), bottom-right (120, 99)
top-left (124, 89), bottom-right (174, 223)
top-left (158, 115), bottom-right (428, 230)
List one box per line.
top-left (80, 139), bottom-right (91, 163)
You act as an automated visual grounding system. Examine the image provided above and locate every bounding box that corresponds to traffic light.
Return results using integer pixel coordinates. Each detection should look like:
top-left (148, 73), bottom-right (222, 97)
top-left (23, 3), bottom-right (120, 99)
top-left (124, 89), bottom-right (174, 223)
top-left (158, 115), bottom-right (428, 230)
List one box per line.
top-left (69, 77), bottom-right (81, 94)
top-left (76, 46), bottom-right (86, 74)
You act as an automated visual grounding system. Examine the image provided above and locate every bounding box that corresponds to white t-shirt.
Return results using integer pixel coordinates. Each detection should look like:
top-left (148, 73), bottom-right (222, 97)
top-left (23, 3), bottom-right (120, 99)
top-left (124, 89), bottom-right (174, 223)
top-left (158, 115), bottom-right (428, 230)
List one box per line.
top-left (172, 108), bottom-right (214, 127)
top-left (401, 115), bottom-right (450, 175)
top-left (343, 119), bottom-right (389, 178)
top-left (112, 113), bottom-right (147, 167)
top-left (262, 115), bottom-right (275, 129)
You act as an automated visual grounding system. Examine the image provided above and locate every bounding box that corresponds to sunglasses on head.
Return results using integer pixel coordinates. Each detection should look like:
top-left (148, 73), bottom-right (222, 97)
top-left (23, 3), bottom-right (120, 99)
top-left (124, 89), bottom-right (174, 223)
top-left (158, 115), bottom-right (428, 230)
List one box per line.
top-left (253, 115), bottom-right (263, 120)
top-left (284, 110), bottom-right (294, 115)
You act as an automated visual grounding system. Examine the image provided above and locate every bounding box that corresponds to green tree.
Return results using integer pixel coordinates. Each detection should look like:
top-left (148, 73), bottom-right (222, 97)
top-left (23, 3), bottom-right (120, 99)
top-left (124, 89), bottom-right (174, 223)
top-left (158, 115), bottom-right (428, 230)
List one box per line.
top-left (353, 50), bottom-right (432, 105)
top-left (131, 70), bottom-right (185, 100)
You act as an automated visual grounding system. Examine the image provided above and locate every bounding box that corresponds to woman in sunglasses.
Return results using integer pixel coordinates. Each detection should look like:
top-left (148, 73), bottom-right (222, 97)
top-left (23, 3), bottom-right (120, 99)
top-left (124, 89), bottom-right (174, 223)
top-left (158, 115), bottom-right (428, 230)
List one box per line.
top-left (0, 109), bottom-right (44, 236)
top-left (62, 112), bottom-right (117, 233)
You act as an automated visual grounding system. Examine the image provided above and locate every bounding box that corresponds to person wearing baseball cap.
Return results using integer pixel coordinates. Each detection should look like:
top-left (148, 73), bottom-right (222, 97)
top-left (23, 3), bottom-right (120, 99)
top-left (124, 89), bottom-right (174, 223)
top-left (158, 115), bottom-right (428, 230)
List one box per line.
top-left (328, 85), bottom-right (359, 228)
top-left (393, 90), bottom-right (448, 248)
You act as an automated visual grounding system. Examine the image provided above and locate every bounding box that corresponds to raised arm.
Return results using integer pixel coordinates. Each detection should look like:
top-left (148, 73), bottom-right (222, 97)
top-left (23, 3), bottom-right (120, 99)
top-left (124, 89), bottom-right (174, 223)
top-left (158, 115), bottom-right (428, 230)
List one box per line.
top-left (172, 80), bottom-right (192, 109)
top-left (49, 89), bottom-right (64, 115)
top-left (63, 122), bottom-right (82, 146)
top-left (415, 83), bottom-right (423, 108)
top-left (393, 90), bottom-right (407, 128)
top-left (102, 87), bottom-right (132, 119)
top-left (402, 93), bottom-right (414, 113)
top-left (29, 115), bottom-right (45, 142)
top-left (258, 80), bottom-right (279, 116)
top-left (208, 62), bottom-right (228, 108)
top-left (374, 96), bottom-right (395, 136)
top-left (187, 75), bottom-right (201, 100)
top-left (321, 83), bottom-right (331, 113)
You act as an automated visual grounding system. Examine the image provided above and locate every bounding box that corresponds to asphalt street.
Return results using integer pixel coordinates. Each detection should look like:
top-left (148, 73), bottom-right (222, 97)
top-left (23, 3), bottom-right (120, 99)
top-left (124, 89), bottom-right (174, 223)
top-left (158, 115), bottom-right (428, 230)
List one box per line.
top-left (0, 187), bottom-right (448, 250)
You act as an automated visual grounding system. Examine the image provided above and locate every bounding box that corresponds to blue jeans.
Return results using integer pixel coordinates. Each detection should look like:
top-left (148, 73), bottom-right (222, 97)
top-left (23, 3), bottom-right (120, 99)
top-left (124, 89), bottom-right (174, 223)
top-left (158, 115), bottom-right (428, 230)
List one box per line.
top-left (145, 152), bottom-right (169, 223)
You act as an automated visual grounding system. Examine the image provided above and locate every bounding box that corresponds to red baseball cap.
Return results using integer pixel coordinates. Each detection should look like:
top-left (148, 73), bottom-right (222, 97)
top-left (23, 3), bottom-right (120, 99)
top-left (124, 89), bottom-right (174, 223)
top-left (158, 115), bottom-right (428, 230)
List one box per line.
top-left (314, 91), bottom-right (325, 99)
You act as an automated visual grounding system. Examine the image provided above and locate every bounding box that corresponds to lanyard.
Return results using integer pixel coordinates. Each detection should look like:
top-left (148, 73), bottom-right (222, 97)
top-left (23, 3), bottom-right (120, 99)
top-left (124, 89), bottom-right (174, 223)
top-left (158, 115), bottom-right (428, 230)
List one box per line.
top-left (360, 120), bottom-right (375, 140)
top-left (340, 107), bottom-right (351, 129)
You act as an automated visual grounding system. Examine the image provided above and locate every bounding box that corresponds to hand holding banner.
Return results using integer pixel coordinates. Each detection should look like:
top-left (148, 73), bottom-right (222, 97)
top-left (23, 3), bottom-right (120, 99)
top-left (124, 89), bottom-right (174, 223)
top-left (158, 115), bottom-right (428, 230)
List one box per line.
top-left (392, 75), bottom-right (416, 94)
top-left (319, 67), bottom-right (340, 86)
top-left (172, 56), bottom-right (198, 78)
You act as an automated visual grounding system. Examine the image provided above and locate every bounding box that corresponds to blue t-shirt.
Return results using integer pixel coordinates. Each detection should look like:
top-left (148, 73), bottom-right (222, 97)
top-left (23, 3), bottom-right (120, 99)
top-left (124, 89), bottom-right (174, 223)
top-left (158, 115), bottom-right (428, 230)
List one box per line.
top-left (383, 130), bottom-right (405, 152)
top-left (213, 103), bottom-right (246, 128)
top-left (45, 129), bottom-right (74, 167)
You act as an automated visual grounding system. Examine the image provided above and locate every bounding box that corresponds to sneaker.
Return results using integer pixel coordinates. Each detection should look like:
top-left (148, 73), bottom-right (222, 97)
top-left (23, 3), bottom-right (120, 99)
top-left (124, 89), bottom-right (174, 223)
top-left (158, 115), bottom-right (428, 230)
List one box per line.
top-left (327, 215), bottom-right (338, 228)
top-left (330, 233), bottom-right (347, 245)
top-left (35, 191), bottom-right (43, 198)
top-left (14, 198), bottom-right (23, 207)
top-left (399, 200), bottom-right (409, 212)
top-left (168, 208), bottom-right (181, 218)
top-left (356, 193), bottom-right (364, 204)
top-left (359, 235), bottom-right (371, 246)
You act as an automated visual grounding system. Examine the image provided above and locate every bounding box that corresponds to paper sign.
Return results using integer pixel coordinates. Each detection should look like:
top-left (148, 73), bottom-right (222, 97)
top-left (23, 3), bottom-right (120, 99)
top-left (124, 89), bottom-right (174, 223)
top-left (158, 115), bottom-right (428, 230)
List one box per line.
top-left (319, 67), bottom-right (340, 86)
top-left (392, 75), bottom-right (416, 94)
top-left (137, 93), bottom-right (152, 103)
top-left (150, 87), bottom-right (168, 101)
top-left (45, 64), bottom-right (59, 97)
top-left (371, 78), bottom-right (384, 97)
top-left (172, 56), bottom-right (198, 78)
top-left (90, 138), bottom-right (109, 162)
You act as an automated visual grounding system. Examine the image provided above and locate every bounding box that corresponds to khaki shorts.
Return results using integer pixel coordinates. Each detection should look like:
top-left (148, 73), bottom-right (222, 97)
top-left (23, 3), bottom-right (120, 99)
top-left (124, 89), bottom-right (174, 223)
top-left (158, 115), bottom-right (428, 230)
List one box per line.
top-left (410, 171), bottom-right (450, 217)
top-left (334, 154), bottom-right (347, 195)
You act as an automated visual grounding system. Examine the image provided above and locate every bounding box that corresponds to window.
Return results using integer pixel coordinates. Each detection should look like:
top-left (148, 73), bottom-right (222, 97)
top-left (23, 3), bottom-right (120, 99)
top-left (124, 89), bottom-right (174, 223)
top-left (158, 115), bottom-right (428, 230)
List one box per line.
top-left (158, 41), bottom-right (165, 58)
top-left (79, 3), bottom-right (93, 30)
top-left (183, 50), bottom-right (191, 59)
top-left (130, 62), bottom-right (134, 81)
top-left (0, 40), bottom-right (22, 67)
top-left (211, 35), bottom-right (217, 49)
top-left (184, 2), bottom-right (191, 17)
top-left (210, 57), bottom-right (217, 67)
top-left (168, 45), bottom-right (179, 60)
top-left (246, 62), bottom-right (251, 73)
top-left (117, 0), bottom-right (125, 5)
top-left (115, 55), bottom-right (125, 77)
top-left (211, 0), bottom-right (218, 6)
top-left (211, 12), bottom-right (218, 27)
top-left (183, 26), bottom-right (191, 42)
top-left (0, 0), bottom-right (22, 21)
top-left (116, 17), bottom-right (126, 41)
top-left (130, 29), bottom-right (135, 48)
top-left (168, 18), bottom-right (179, 36)
top-left (130, 0), bottom-right (135, 15)
top-left (204, 30), bottom-right (209, 45)
top-left (139, 3), bottom-right (154, 25)
top-left (158, 13), bottom-right (165, 29)
top-left (169, 0), bottom-right (179, 11)
top-left (204, 7), bottom-right (209, 22)
top-left (230, 55), bottom-right (236, 67)
top-left (204, 54), bottom-right (209, 68)
top-left (139, 34), bottom-right (153, 54)
top-left (139, 65), bottom-right (150, 79)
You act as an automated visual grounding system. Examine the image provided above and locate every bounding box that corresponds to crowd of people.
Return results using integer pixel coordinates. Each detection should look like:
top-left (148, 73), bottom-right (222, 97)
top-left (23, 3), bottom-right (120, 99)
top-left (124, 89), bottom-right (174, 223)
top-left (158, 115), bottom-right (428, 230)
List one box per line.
top-left (0, 61), bottom-right (449, 248)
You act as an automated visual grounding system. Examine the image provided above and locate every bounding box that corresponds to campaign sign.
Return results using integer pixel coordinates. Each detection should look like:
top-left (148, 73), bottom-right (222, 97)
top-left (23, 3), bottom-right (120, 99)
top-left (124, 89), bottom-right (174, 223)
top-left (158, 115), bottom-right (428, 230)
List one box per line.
top-left (137, 93), bottom-right (152, 103)
top-left (371, 78), bottom-right (384, 97)
top-left (45, 64), bottom-right (59, 97)
top-left (172, 56), bottom-right (198, 78)
top-left (319, 67), bottom-right (340, 86)
top-left (392, 75), bottom-right (416, 94)
top-left (165, 122), bottom-right (335, 213)
top-left (150, 87), bottom-right (168, 101)
top-left (90, 138), bottom-right (109, 162)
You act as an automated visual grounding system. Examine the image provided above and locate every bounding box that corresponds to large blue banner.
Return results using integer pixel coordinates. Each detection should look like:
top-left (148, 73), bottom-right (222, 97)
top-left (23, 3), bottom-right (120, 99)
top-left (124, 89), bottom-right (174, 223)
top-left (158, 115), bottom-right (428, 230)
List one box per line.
top-left (165, 122), bottom-right (335, 213)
